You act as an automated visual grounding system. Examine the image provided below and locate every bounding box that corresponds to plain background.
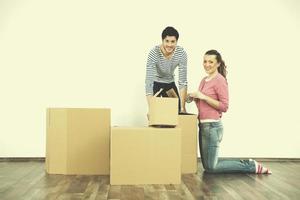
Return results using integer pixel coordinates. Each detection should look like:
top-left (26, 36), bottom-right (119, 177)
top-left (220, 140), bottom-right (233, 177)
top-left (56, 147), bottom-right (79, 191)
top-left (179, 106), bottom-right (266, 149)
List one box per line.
top-left (0, 0), bottom-right (299, 158)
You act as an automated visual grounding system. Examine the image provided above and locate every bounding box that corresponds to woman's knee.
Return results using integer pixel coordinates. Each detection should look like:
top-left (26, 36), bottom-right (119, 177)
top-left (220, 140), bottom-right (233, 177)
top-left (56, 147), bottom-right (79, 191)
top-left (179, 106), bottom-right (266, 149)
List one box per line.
top-left (204, 167), bottom-right (217, 173)
top-left (204, 163), bottom-right (218, 173)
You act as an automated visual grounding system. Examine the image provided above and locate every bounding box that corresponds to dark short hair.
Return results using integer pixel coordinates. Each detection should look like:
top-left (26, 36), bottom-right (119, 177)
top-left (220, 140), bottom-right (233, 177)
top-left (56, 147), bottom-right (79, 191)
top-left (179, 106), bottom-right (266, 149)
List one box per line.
top-left (161, 26), bottom-right (179, 40)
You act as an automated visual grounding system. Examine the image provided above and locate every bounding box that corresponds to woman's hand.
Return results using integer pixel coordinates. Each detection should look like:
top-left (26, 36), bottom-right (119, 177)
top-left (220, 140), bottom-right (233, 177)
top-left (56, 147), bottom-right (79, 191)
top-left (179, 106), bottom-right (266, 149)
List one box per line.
top-left (189, 91), bottom-right (207, 100)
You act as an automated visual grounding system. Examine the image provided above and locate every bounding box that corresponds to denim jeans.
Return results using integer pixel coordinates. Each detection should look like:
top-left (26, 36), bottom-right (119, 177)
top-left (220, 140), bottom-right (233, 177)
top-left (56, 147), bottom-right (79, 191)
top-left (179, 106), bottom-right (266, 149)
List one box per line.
top-left (199, 121), bottom-right (256, 173)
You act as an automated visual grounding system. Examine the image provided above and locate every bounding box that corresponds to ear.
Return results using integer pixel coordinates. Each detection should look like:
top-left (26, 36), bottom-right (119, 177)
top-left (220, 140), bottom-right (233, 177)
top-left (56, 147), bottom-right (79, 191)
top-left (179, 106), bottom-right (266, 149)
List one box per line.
top-left (217, 62), bottom-right (221, 68)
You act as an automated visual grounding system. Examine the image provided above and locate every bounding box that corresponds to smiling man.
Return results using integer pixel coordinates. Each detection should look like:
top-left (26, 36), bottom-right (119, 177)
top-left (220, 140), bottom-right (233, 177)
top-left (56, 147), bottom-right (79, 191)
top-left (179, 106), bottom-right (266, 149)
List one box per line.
top-left (145, 26), bottom-right (188, 114)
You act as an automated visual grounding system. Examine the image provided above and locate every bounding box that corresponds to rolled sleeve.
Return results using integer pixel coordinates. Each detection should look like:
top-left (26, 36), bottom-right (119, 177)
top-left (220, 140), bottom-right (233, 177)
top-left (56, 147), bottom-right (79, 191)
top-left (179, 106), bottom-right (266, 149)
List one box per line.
top-left (178, 50), bottom-right (187, 90)
top-left (145, 49), bottom-right (157, 95)
top-left (216, 80), bottom-right (229, 112)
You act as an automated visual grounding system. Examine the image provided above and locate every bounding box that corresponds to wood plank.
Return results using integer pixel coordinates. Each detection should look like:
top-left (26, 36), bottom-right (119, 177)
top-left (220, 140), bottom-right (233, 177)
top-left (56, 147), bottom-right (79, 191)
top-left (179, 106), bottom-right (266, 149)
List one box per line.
top-left (0, 161), bottom-right (300, 199)
top-left (95, 176), bottom-right (110, 200)
top-left (120, 185), bottom-right (144, 200)
top-left (173, 181), bottom-right (195, 200)
top-left (82, 176), bottom-right (100, 200)
top-left (144, 185), bottom-right (159, 200)
top-left (107, 185), bottom-right (121, 200)
top-left (0, 162), bottom-right (44, 199)
top-left (164, 184), bottom-right (176, 191)
top-left (182, 174), bottom-right (208, 199)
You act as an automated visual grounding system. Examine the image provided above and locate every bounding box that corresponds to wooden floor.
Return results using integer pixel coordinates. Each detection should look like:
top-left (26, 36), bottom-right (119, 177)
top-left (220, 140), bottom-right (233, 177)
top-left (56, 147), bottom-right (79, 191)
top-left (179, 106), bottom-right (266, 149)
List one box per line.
top-left (0, 160), bottom-right (299, 200)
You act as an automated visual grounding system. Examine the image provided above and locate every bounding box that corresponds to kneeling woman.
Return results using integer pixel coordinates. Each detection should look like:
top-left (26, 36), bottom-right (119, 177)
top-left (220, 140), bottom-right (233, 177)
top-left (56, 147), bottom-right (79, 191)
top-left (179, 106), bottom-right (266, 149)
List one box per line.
top-left (189, 50), bottom-right (271, 174)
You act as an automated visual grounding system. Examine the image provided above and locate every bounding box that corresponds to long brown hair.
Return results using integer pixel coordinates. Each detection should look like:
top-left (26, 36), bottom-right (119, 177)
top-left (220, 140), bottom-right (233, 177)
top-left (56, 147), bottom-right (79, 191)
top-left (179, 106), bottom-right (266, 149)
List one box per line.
top-left (205, 50), bottom-right (227, 79)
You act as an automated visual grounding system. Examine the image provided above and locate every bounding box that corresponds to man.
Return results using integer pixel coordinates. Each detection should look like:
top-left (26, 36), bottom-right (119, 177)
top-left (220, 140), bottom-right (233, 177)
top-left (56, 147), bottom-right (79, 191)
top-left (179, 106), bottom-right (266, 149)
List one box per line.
top-left (145, 26), bottom-right (188, 114)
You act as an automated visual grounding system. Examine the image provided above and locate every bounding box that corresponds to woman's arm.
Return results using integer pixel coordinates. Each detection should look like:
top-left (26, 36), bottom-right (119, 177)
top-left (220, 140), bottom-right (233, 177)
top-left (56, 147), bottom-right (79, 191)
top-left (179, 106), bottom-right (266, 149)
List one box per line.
top-left (189, 91), bottom-right (220, 110)
top-left (189, 80), bottom-right (228, 112)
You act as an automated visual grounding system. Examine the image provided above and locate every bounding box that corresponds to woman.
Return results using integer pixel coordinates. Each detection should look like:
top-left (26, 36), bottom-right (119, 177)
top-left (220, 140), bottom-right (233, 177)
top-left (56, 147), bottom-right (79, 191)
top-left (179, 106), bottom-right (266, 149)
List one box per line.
top-left (188, 50), bottom-right (271, 174)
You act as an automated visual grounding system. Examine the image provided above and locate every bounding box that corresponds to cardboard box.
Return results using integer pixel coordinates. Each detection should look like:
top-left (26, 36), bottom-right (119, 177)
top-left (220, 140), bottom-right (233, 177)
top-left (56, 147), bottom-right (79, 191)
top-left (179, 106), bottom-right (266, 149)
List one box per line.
top-left (148, 97), bottom-right (178, 126)
top-left (46, 108), bottom-right (110, 175)
top-left (178, 113), bottom-right (198, 174)
top-left (110, 127), bottom-right (181, 185)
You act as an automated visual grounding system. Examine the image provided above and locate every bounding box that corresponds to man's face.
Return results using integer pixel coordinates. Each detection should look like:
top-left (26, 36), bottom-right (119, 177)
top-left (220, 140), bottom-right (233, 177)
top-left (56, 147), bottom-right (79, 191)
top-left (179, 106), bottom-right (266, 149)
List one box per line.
top-left (162, 36), bottom-right (177, 54)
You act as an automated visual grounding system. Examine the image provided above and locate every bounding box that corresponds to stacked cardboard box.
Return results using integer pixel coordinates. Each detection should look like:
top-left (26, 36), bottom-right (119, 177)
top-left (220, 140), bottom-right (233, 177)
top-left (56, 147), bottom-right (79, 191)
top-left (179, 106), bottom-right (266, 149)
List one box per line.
top-left (110, 127), bottom-right (181, 185)
top-left (110, 95), bottom-right (198, 185)
top-left (148, 95), bottom-right (198, 174)
top-left (148, 97), bottom-right (178, 126)
top-left (178, 113), bottom-right (198, 174)
top-left (110, 96), bottom-right (182, 185)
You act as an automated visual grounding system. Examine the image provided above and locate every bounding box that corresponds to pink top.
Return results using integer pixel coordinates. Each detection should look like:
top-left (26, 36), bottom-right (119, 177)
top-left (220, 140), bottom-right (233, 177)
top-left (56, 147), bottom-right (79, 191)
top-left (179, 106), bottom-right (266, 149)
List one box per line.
top-left (196, 73), bottom-right (229, 120)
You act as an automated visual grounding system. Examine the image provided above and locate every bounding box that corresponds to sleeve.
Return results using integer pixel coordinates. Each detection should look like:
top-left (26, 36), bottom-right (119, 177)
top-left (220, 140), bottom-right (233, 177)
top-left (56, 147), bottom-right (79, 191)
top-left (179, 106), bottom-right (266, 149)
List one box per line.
top-left (145, 49), bottom-right (157, 95)
top-left (215, 78), bottom-right (229, 112)
top-left (195, 79), bottom-right (204, 114)
top-left (178, 49), bottom-right (188, 90)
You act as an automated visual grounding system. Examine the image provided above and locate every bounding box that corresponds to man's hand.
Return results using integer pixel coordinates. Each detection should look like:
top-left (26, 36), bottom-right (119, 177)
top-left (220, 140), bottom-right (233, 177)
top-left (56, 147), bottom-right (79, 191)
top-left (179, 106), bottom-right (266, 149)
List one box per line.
top-left (180, 107), bottom-right (186, 113)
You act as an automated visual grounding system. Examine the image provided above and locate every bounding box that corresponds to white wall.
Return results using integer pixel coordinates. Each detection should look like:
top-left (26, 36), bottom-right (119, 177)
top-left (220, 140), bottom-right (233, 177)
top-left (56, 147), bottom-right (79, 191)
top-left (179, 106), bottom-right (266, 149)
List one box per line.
top-left (1, 0), bottom-right (299, 158)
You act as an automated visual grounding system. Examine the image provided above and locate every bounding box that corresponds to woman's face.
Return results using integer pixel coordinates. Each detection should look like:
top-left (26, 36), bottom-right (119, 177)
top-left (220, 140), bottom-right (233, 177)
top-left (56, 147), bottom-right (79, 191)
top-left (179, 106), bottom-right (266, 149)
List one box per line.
top-left (203, 54), bottom-right (220, 75)
top-left (162, 36), bottom-right (177, 54)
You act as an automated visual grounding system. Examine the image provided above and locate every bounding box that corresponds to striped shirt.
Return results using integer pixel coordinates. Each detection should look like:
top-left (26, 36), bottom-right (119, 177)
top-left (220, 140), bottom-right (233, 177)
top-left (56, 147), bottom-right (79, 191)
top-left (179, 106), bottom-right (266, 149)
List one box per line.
top-left (145, 45), bottom-right (188, 95)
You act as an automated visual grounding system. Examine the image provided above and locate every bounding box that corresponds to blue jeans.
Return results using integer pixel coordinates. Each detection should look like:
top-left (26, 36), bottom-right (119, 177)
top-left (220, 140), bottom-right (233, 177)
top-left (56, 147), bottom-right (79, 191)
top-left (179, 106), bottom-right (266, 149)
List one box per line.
top-left (199, 121), bottom-right (256, 173)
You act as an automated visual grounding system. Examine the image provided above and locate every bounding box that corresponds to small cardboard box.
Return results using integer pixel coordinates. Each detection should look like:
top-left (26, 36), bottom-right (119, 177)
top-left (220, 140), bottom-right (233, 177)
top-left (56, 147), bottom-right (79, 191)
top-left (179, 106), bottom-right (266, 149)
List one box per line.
top-left (148, 97), bottom-right (178, 126)
top-left (46, 108), bottom-right (110, 175)
top-left (178, 113), bottom-right (198, 174)
top-left (110, 127), bottom-right (181, 185)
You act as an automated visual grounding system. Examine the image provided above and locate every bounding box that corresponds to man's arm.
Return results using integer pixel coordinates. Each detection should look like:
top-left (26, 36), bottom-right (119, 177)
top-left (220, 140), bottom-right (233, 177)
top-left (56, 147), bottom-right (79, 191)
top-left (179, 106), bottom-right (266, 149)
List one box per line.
top-left (146, 95), bottom-right (153, 111)
top-left (179, 88), bottom-right (187, 112)
top-left (178, 49), bottom-right (188, 113)
top-left (145, 48), bottom-right (157, 117)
